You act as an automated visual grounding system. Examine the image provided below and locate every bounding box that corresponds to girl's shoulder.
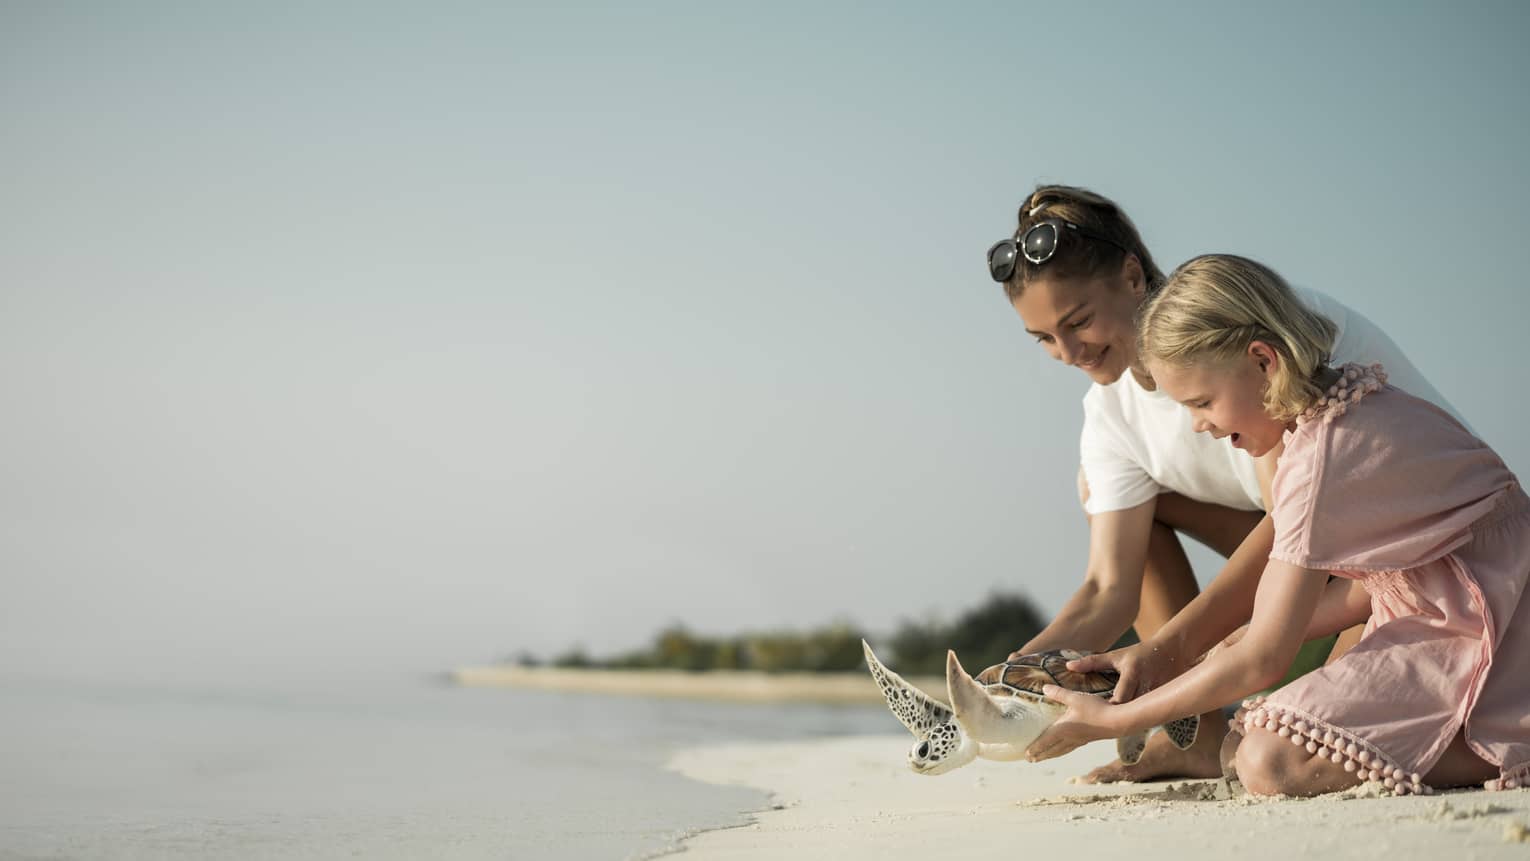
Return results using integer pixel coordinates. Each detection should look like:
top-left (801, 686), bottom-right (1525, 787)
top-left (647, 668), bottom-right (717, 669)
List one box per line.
top-left (1287, 362), bottom-right (1475, 458)
top-left (1272, 363), bottom-right (1515, 572)
top-left (1275, 362), bottom-right (1486, 509)
top-left (1295, 363), bottom-right (1390, 427)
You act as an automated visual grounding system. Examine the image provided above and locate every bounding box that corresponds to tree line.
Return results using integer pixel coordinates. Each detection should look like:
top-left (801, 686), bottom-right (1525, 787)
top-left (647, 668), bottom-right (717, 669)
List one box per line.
top-left (513, 591), bottom-right (1118, 676)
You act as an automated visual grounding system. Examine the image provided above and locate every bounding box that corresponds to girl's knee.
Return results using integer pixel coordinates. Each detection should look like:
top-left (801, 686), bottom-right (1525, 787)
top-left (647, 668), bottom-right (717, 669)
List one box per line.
top-left (1233, 728), bottom-right (1305, 796)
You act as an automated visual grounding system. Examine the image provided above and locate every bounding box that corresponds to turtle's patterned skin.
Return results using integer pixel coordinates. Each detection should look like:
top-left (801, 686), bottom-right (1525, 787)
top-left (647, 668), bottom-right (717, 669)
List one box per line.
top-left (864, 640), bottom-right (953, 737)
top-left (971, 649), bottom-right (1200, 753)
top-left (975, 649), bottom-right (1118, 699)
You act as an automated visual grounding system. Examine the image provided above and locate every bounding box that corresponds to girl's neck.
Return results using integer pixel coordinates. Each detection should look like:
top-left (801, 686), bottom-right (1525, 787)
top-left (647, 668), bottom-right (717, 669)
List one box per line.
top-left (1313, 365), bottom-right (1342, 391)
top-left (1287, 366), bottom-right (1345, 431)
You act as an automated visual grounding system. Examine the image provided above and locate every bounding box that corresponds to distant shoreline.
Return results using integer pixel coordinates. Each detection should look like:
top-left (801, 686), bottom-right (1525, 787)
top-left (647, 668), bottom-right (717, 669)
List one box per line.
top-left (450, 665), bottom-right (944, 705)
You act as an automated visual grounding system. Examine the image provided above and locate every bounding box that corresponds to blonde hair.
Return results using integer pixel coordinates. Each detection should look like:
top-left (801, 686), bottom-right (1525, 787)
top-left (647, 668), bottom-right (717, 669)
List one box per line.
top-left (1003, 185), bottom-right (1167, 302)
top-left (1137, 254), bottom-right (1339, 421)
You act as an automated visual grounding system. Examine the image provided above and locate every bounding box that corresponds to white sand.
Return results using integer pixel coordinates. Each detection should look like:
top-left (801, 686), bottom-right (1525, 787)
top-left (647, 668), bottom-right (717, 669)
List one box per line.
top-left (665, 735), bottom-right (1530, 859)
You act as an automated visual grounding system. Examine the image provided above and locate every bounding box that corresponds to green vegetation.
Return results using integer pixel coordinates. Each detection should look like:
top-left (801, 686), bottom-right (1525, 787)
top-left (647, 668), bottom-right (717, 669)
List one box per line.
top-left (521, 591), bottom-right (1065, 674)
top-left (882, 591), bottom-right (1046, 676)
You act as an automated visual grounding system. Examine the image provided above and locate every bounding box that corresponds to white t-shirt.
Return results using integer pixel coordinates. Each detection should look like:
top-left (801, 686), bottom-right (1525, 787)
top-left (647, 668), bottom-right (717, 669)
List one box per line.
top-left (1079, 287), bottom-right (1462, 515)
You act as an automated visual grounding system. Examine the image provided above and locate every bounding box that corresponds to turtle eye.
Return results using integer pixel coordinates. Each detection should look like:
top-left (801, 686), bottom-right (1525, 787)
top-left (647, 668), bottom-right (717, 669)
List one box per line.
top-left (916, 741), bottom-right (930, 759)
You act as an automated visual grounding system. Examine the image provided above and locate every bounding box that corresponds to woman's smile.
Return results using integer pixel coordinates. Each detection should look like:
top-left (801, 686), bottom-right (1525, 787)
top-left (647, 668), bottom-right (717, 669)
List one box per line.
top-left (1076, 346), bottom-right (1109, 370)
top-left (1011, 267), bottom-right (1146, 387)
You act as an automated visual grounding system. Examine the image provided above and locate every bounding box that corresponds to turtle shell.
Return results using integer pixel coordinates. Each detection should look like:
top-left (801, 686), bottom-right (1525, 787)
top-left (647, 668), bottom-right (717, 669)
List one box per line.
top-left (973, 648), bottom-right (1119, 701)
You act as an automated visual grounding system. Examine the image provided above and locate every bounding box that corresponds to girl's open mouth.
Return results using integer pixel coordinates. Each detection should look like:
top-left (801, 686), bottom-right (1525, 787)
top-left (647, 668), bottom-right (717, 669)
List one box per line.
top-left (1231, 433), bottom-right (1242, 446)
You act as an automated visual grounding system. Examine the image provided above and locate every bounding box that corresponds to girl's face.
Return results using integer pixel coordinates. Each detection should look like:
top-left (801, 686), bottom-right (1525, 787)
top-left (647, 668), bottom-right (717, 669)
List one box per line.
top-left (1146, 345), bottom-right (1288, 457)
top-left (1011, 258), bottom-right (1147, 386)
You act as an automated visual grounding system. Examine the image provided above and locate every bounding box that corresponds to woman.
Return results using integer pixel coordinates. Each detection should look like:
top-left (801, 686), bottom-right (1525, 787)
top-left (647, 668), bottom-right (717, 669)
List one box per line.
top-left (990, 186), bottom-right (1460, 782)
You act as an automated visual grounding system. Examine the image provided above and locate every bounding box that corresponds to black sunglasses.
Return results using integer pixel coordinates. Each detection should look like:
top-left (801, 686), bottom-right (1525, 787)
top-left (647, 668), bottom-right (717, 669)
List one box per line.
top-left (986, 219), bottom-right (1131, 283)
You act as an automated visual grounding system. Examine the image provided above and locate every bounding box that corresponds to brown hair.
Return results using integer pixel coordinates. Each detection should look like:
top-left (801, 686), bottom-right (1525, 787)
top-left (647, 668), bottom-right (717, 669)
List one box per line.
top-left (1138, 254), bottom-right (1338, 422)
top-left (1002, 185), bottom-right (1166, 302)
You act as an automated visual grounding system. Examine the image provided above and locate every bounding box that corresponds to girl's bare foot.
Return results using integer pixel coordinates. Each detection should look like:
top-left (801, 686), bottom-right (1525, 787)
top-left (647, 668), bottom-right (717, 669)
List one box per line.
top-left (1075, 711), bottom-right (1227, 784)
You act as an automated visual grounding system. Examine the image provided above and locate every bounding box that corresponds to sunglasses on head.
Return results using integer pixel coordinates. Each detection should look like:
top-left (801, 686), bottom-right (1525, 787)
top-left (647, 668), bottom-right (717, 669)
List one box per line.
top-left (986, 219), bottom-right (1131, 283)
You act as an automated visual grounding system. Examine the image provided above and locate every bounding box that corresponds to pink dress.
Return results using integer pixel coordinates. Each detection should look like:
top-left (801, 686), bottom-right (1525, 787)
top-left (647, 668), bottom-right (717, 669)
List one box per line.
top-left (1234, 364), bottom-right (1530, 796)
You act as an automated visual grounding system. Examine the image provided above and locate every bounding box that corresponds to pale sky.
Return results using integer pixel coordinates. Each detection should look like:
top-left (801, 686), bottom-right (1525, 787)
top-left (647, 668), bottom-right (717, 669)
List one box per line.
top-left (4, 2), bottom-right (1528, 685)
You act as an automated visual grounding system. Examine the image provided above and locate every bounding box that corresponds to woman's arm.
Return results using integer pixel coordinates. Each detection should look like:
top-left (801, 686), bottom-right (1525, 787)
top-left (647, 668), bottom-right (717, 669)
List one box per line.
top-left (1026, 558), bottom-right (1327, 760)
top-left (1017, 498), bottom-right (1157, 655)
top-left (1117, 513), bottom-right (1276, 669)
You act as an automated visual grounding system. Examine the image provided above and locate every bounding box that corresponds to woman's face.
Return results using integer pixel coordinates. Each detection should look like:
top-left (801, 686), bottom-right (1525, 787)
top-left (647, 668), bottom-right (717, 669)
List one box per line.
top-left (1010, 259), bottom-right (1146, 386)
top-left (1146, 348), bottom-right (1288, 457)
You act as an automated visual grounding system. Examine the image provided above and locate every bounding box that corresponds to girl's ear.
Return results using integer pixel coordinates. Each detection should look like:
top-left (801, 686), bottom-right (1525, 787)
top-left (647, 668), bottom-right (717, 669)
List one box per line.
top-left (1248, 340), bottom-right (1280, 379)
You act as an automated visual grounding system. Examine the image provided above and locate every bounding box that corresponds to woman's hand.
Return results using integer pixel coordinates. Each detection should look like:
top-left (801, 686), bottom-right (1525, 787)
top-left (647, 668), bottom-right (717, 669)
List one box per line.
top-left (1025, 686), bottom-right (1125, 762)
top-left (1064, 640), bottom-right (1188, 704)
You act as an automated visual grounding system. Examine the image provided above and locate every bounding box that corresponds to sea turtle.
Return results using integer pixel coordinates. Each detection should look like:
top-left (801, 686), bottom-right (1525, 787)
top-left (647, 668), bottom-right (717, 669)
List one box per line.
top-left (862, 640), bottom-right (1199, 775)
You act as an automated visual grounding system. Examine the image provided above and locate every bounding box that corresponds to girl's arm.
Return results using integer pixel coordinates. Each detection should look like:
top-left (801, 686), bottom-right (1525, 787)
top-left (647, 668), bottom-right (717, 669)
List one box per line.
top-left (1139, 513), bottom-right (1275, 664)
top-left (1017, 497), bottom-right (1156, 655)
top-left (1304, 577), bottom-right (1370, 640)
top-left (1116, 558), bottom-right (1326, 731)
top-left (1066, 442), bottom-right (1286, 696)
top-left (1027, 558), bottom-right (1327, 760)
top-left (1141, 440), bottom-right (1287, 663)
top-left (1066, 514), bottom-right (1276, 699)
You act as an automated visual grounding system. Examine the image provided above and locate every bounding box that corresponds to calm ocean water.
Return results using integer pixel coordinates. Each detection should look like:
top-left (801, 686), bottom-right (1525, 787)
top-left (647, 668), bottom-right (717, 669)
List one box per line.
top-left (0, 673), bottom-right (890, 860)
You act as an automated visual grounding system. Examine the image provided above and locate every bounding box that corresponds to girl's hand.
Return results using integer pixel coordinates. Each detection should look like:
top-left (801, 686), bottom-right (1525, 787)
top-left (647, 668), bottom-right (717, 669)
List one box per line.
top-left (1065, 641), bottom-right (1185, 704)
top-left (1025, 685), bottom-right (1124, 762)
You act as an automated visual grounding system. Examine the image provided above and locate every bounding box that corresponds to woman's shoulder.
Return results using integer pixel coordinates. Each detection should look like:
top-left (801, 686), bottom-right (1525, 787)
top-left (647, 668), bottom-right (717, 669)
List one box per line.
top-left (1291, 290), bottom-right (1466, 426)
top-left (1081, 370), bottom-right (1140, 419)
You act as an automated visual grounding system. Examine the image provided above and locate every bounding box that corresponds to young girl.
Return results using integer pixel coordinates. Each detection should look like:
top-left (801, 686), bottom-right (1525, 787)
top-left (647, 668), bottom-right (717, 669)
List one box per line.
top-left (1026, 254), bottom-right (1529, 796)
top-left (992, 186), bottom-right (1463, 783)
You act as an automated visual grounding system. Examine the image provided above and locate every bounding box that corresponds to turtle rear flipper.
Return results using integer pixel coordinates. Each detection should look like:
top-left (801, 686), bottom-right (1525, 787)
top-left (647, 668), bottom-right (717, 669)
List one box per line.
top-left (1163, 714), bottom-right (1199, 750)
top-left (1117, 732), bottom-right (1149, 765)
top-left (1118, 715), bottom-right (1199, 765)
top-left (862, 640), bottom-right (953, 739)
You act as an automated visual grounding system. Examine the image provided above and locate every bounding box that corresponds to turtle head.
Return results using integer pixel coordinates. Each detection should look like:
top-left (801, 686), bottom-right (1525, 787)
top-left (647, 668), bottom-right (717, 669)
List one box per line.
top-left (908, 719), bottom-right (977, 775)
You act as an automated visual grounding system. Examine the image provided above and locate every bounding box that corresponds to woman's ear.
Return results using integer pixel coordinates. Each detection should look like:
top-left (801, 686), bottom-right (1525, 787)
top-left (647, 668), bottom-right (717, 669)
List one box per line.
top-left (1122, 255), bottom-right (1147, 299)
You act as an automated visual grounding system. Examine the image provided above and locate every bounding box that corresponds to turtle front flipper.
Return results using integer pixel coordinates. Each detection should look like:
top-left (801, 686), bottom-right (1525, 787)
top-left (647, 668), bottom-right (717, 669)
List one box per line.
top-left (1163, 715), bottom-right (1199, 750)
top-left (1117, 732), bottom-right (1149, 765)
top-left (862, 640), bottom-right (953, 739)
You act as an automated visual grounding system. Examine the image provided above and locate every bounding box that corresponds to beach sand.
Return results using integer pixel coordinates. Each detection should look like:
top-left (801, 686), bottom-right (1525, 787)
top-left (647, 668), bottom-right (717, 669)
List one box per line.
top-left (664, 735), bottom-right (1530, 859)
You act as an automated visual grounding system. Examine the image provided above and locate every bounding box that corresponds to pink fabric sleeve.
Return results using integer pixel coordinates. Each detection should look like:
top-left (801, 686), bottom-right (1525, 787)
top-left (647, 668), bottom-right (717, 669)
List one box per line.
top-left (1270, 388), bottom-right (1514, 573)
top-left (1269, 427), bottom-right (1320, 566)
